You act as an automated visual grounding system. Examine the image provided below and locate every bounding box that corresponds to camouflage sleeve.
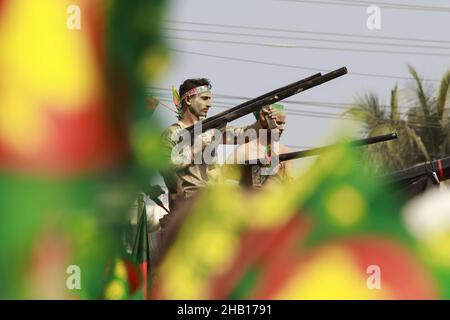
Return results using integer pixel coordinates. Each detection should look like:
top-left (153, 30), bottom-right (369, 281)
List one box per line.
top-left (161, 124), bottom-right (192, 170)
top-left (163, 122), bottom-right (225, 169)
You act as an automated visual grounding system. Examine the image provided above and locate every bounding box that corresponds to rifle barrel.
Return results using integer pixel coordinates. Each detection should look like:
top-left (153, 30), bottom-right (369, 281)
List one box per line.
top-left (385, 156), bottom-right (450, 184)
top-left (205, 72), bottom-right (322, 124)
top-left (186, 67), bottom-right (347, 137)
top-left (277, 132), bottom-right (398, 162)
top-left (238, 133), bottom-right (397, 165)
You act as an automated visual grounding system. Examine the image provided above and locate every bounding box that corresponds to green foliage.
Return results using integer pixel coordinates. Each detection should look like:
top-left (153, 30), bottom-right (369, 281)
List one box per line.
top-left (346, 66), bottom-right (450, 171)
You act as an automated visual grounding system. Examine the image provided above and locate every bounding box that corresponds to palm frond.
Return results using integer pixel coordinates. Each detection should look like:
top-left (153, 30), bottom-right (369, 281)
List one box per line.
top-left (345, 92), bottom-right (386, 133)
top-left (437, 70), bottom-right (450, 119)
top-left (390, 84), bottom-right (400, 122)
top-left (404, 125), bottom-right (430, 161)
top-left (365, 124), bottom-right (404, 170)
top-left (408, 65), bottom-right (431, 118)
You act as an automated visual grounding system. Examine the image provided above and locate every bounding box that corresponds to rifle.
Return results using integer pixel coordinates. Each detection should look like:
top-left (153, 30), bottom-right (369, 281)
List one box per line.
top-left (279, 132), bottom-right (398, 162)
top-left (240, 132), bottom-right (398, 165)
top-left (384, 157), bottom-right (450, 185)
top-left (184, 67), bottom-right (347, 141)
top-left (204, 72), bottom-right (321, 124)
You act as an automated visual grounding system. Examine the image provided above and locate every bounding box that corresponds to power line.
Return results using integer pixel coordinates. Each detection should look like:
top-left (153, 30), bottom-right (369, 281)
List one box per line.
top-left (154, 96), bottom-right (444, 128)
top-left (155, 96), bottom-right (349, 120)
top-left (334, 0), bottom-right (450, 11)
top-left (167, 48), bottom-right (441, 82)
top-left (279, 0), bottom-right (450, 12)
top-left (166, 36), bottom-right (450, 57)
top-left (165, 20), bottom-right (450, 45)
top-left (149, 87), bottom-right (439, 111)
top-left (163, 27), bottom-right (450, 51)
top-left (165, 36), bottom-right (301, 48)
top-left (149, 89), bottom-right (351, 110)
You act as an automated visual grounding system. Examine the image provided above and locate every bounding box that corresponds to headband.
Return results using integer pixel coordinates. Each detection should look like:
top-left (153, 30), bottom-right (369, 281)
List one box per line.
top-left (181, 85), bottom-right (211, 101)
top-left (172, 84), bottom-right (212, 119)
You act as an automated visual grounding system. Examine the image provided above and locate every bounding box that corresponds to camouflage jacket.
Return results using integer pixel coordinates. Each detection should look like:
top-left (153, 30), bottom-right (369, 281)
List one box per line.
top-left (161, 121), bottom-right (260, 210)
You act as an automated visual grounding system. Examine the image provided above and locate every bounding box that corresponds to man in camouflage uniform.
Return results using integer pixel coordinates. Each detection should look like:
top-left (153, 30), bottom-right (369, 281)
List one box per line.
top-left (161, 78), bottom-right (277, 211)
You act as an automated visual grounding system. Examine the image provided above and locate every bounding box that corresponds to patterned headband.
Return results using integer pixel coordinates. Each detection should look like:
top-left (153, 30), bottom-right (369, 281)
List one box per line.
top-left (180, 85), bottom-right (211, 101)
top-left (172, 84), bottom-right (212, 119)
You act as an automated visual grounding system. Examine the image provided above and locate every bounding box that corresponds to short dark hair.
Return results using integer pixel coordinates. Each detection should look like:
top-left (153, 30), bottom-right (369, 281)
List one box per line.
top-left (179, 78), bottom-right (211, 101)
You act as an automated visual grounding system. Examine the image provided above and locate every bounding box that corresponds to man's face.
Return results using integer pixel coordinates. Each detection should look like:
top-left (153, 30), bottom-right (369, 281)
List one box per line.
top-left (186, 91), bottom-right (211, 121)
top-left (259, 112), bottom-right (286, 136)
top-left (275, 113), bottom-right (286, 136)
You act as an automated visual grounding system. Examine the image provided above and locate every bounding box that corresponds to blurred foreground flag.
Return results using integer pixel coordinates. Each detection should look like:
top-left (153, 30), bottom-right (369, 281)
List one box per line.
top-left (0, 0), bottom-right (127, 174)
top-left (152, 146), bottom-right (444, 299)
top-left (403, 188), bottom-right (450, 298)
top-left (0, 0), bottom-right (168, 299)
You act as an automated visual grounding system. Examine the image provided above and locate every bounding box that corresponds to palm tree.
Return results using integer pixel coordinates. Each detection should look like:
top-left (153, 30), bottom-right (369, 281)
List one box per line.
top-left (346, 66), bottom-right (450, 172)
